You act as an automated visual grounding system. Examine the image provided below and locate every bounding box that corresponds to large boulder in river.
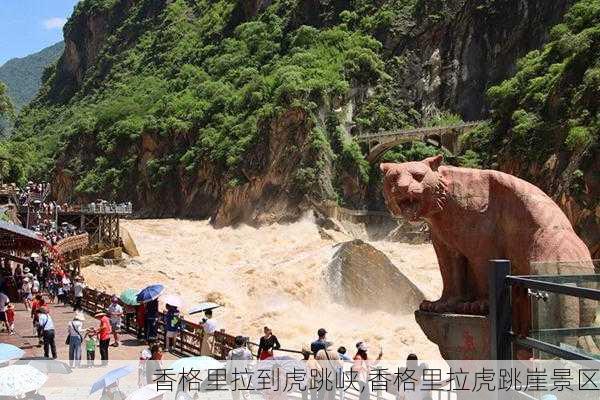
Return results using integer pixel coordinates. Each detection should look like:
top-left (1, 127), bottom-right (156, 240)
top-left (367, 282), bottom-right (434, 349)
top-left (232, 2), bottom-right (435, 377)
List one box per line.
top-left (120, 226), bottom-right (140, 257)
top-left (327, 239), bottom-right (425, 315)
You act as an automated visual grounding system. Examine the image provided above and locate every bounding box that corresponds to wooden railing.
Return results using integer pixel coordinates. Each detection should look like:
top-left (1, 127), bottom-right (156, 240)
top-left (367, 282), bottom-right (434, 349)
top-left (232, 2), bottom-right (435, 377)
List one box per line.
top-left (55, 233), bottom-right (89, 254)
top-left (74, 290), bottom-right (416, 400)
top-left (78, 287), bottom-right (241, 359)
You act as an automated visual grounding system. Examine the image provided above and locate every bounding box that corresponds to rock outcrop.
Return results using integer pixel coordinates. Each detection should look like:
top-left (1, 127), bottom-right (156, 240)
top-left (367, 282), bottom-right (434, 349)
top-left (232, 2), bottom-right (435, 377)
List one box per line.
top-left (383, 0), bottom-right (569, 120)
top-left (327, 239), bottom-right (425, 314)
top-left (119, 226), bottom-right (139, 257)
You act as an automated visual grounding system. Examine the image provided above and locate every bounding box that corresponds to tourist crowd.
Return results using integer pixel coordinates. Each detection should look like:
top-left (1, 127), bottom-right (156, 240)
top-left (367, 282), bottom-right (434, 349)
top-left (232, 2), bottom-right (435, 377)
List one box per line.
top-left (1, 262), bottom-right (433, 400)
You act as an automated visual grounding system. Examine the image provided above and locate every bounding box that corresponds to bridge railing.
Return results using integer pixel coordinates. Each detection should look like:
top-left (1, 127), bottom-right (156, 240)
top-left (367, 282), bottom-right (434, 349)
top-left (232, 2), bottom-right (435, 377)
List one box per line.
top-left (73, 202), bottom-right (133, 214)
top-left (355, 121), bottom-right (486, 141)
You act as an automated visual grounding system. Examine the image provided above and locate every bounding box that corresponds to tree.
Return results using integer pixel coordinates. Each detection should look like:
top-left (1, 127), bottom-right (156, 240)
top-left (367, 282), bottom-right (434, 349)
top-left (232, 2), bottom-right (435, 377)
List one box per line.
top-left (0, 82), bottom-right (15, 136)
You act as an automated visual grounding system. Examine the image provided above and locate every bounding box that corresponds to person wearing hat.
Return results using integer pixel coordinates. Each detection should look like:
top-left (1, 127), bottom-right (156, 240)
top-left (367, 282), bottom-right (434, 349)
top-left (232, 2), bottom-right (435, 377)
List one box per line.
top-left (26, 255), bottom-right (39, 277)
top-left (95, 312), bottom-right (112, 365)
top-left (21, 276), bottom-right (32, 310)
top-left (67, 312), bottom-right (85, 368)
top-left (38, 307), bottom-right (57, 359)
top-left (310, 328), bottom-right (329, 355)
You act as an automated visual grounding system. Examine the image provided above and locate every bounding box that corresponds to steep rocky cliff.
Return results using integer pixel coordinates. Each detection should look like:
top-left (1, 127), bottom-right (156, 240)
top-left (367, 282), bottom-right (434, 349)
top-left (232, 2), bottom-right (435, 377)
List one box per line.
top-left (391, 0), bottom-right (569, 119)
top-left (6, 0), bottom-right (595, 253)
top-left (463, 0), bottom-right (599, 257)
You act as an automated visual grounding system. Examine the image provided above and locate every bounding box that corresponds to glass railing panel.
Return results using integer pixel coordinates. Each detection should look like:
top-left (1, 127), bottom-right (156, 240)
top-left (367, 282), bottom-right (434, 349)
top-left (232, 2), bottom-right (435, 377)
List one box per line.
top-left (526, 260), bottom-right (599, 360)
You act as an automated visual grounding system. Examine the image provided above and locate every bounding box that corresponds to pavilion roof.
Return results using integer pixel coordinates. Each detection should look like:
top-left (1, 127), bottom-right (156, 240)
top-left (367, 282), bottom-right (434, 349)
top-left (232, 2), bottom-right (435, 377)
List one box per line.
top-left (0, 220), bottom-right (46, 252)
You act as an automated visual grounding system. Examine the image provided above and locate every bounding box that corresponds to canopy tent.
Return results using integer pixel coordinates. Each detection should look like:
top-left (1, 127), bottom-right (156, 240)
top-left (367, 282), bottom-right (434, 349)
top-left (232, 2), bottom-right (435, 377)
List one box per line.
top-left (0, 220), bottom-right (47, 252)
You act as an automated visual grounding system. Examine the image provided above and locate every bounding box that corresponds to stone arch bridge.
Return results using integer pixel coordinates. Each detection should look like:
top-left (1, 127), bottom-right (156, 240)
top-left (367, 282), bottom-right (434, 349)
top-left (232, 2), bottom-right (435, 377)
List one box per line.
top-left (355, 121), bottom-right (486, 163)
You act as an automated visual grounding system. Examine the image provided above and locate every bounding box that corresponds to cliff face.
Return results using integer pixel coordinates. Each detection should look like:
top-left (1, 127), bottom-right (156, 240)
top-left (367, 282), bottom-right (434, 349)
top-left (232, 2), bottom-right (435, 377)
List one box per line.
top-left (53, 107), bottom-right (321, 225)
top-left (11, 0), bottom-right (594, 246)
top-left (378, 0), bottom-right (569, 120)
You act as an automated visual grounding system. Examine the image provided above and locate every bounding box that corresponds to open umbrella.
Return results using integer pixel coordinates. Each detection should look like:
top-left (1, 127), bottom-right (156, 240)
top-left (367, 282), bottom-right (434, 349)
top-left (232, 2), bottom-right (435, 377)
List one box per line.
top-left (170, 356), bottom-right (224, 373)
top-left (136, 284), bottom-right (164, 303)
top-left (14, 358), bottom-right (72, 374)
top-left (188, 302), bottom-right (221, 315)
top-left (90, 365), bottom-right (135, 394)
top-left (0, 365), bottom-right (48, 396)
top-left (125, 384), bottom-right (163, 400)
top-left (162, 294), bottom-right (184, 309)
top-left (120, 288), bottom-right (140, 306)
top-left (0, 343), bottom-right (25, 362)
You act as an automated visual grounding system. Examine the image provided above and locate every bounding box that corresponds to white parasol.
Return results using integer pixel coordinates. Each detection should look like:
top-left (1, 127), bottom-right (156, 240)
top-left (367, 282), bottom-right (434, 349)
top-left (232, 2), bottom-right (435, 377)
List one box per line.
top-left (0, 365), bottom-right (48, 397)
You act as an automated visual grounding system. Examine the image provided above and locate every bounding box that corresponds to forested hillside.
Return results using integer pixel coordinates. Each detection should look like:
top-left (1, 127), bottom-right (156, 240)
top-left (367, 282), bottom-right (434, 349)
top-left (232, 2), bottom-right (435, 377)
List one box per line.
top-left (464, 0), bottom-right (599, 256)
top-left (0, 41), bottom-right (64, 110)
top-left (2, 0), bottom-right (597, 253)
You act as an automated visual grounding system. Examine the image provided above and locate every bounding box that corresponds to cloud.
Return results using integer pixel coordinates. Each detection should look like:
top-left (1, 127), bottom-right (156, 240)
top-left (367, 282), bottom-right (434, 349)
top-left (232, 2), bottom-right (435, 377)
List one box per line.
top-left (43, 17), bottom-right (67, 30)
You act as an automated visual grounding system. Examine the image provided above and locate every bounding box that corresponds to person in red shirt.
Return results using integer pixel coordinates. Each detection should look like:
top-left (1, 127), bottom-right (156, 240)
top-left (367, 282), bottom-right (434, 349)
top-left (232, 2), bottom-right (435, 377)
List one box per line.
top-left (95, 312), bottom-right (112, 366)
top-left (5, 302), bottom-right (15, 335)
top-left (30, 294), bottom-right (48, 342)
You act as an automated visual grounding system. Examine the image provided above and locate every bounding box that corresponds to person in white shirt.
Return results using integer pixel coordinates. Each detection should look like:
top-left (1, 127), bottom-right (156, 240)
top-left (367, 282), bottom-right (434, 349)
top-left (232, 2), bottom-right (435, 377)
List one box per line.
top-left (21, 278), bottom-right (32, 309)
top-left (200, 309), bottom-right (217, 356)
top-left (37, 307), bottom-right (57, 359)
top-left (107, 297), bottom-right (123, 347)
top-left (32, 277), bottom-right (40, 294)
top-left (225, 336), bottom-right (253, 400)
top-left (73, 276), bottom-right (86, 311)
top-left (202, 309), bottom-right (217, 333)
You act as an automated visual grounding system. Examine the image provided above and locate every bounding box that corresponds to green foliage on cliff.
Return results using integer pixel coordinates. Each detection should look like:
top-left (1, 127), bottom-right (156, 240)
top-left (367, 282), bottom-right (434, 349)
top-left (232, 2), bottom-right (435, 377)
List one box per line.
top-left (464, 0), bottom-right (599, 164)
top-left (8, 0), bottom-right (389, 197)
top-left (0, 82), bottom-right (15, 137)
top-left (0, 83), bottom-right (13, 121)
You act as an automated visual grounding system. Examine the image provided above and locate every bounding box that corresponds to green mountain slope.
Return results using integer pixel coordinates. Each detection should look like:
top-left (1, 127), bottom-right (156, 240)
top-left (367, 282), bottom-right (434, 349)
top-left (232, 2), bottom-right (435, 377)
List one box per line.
top-left (4, 0), bottom-right (590, 235)
top-left (0, 41), bottom-right (65, 110)
top-left (463, 0), bottom-right (600, 256)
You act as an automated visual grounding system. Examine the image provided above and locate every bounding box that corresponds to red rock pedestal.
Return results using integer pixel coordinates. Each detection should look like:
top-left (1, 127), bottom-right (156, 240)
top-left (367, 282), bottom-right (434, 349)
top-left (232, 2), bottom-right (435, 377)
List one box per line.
top-left (415, 310), bottom-right (490, 359)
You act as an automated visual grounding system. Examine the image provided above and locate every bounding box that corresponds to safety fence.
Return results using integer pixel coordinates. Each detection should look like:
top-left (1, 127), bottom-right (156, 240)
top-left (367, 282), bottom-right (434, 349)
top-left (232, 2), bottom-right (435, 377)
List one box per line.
top-left (77, 287), bottom-right (305, 360)
top-left (68, 288), bottom-right (460, 400)
top-left (78, 287), bottom-right (219, 357)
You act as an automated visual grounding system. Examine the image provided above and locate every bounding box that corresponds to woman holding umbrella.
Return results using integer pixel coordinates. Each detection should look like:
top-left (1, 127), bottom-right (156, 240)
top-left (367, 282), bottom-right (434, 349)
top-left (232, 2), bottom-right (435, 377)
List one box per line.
top-left (136, 284), bottom-right (164, 343)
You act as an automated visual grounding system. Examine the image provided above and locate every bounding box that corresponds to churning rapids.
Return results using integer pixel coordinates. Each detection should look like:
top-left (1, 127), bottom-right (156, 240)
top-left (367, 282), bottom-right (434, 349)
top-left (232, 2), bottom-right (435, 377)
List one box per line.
top-left (82, 216), bottom-right (443, 359)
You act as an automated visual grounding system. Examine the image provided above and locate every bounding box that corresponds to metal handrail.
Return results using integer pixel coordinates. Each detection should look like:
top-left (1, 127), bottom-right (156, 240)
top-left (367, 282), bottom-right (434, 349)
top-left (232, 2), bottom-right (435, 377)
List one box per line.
top-left (506, 275), bottom-right (600, 300)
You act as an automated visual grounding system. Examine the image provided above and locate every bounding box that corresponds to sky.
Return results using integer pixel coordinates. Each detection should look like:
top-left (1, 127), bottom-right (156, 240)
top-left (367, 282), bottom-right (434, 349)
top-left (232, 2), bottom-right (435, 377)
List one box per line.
top-left (0, 0), bottom-right (80, 65)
